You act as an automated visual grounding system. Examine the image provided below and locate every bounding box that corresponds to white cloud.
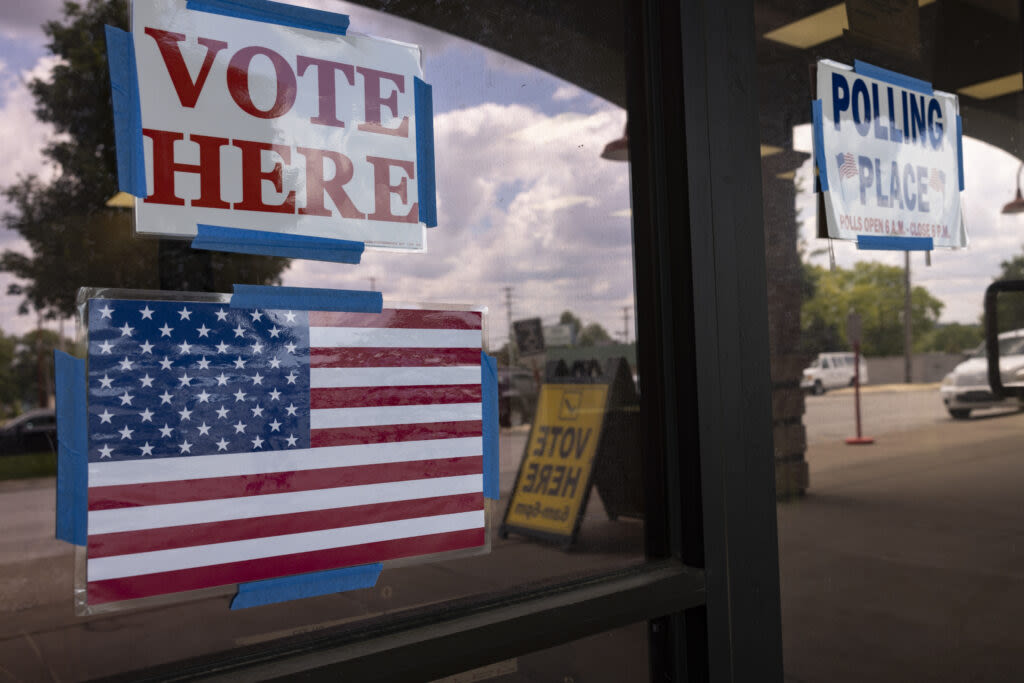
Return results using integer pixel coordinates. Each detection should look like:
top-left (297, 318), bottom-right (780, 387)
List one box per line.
top-left (797, 135), bottom-right (1024, 325)
top-left (0, 55), bottom-right (64, 335)
top-left (0, 0), bottom-right (64, 42)
top-left (283, 100), bottom-right (634, 348)
top-left (552, 84), bottom-right (583, 102)
top-left (0, 55), bottom-right (62, 190)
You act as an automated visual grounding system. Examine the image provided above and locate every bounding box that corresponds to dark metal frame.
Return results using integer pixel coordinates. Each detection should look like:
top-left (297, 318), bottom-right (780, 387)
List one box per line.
top-left (984, 280), bottom-right (1024, 398)
top-left (96, 0), bottom-right (783, 680)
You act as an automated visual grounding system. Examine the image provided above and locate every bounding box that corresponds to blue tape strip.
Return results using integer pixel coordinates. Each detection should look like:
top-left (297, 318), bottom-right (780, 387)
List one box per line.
top-left (54, 351), bottom-right (88, 546)
top-left (414, 78), bottom-right (437, 228)
top-left (811, 99), bottom-right (829, 192)
top-left (231, 284), bottom-right (383, 313)
top-left (854, 60), bottom-right (933, 95)
top-left (857, 235), bottom-right (933, 251)
top-left (956, 115), bottom-right (965, 191)
top-left (186, 0), bottom-right (349, 35)
top-left (481, 352), bottom-right (499, 500)
top-left (104, 26), bottom-right (146, 198)
top-left (231, 563), bottom-right (381, 609)
top-left (192, 224), bottom-right (363, 264)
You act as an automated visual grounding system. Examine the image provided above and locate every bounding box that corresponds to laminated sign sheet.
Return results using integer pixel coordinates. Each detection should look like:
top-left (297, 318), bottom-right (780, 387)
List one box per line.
top-left (502, 384), bottom-right (608, 541)
top-left (110, 0), bottom-right (435, 252)
top-left (77, 296), bottom-right (488, 608)
top-left (814, 60), bottom-right (967, 248)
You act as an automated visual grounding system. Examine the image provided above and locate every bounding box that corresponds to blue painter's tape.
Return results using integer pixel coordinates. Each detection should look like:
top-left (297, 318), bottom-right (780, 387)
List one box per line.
top-left (956, 115), bottom-right (965, 191)
top-left (811, 99), bottom-right (829, 192)
top-left (231, 563), bottom-right (381, 609)
top-left (186, 0), bottom-right (349, 35)
top-left (231, 284), bottom-right (383, 313)
top-left (854, 60), bottom-right (932, 95)
top-left (857, 235), bottom-right (933, 251)
top-left (192, 224), bottom-right (363, 264)
top-left (54, 351), bottom-right (87, 546)
top-left (481, 352), bottom-right (499, 500)
top-left (104, 26), bottom-right (146, 198)
top-left (414, 78), bottom-right (437, 228)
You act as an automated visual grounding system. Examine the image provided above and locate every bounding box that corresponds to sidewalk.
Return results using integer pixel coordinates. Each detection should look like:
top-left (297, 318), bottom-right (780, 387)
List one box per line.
top-left (779, 411), bottom-right (1024, 682)
top-left (2, 418), bottom-right (1022, 680)
top-left (825, 381), bottom-right (941, 396)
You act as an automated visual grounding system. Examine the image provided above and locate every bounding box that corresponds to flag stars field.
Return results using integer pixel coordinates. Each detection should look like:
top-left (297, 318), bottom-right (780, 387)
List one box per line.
top-left (88, 299), bottom-right (311, 462)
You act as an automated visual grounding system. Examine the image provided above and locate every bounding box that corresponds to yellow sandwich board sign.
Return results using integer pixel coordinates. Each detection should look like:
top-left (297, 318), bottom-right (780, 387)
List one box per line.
top-left (501, 357), bottom-right (641, 546)
top-left (502, 383), bottom-right (608, 538)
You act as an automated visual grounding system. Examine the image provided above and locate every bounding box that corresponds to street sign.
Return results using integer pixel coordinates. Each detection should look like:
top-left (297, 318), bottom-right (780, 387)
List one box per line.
top-left (513, 317), bottom-right (545, 357)
top-left (502, 383), bottom-right (608, 540)
top-left (846, 311), bottom-right (862, 345)
top-left (814, 60), bottom-right (966, 248)
top-left (543, 323), bottom-right (575, 347)
top-left (126, 0), bottom-right (432, 251)
top-left (72, 293), bottom-right (487, 609)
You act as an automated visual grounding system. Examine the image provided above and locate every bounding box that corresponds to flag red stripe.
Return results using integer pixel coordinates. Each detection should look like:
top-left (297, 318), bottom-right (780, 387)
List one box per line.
top-left (310, 421), bottom-right (483, 448)
top-left (310, 385), bottom-right (482, 409)
top-left (86, 528), bottom-right (486, 604)
top-left (309, 347), bottom-right (481, 368)
top-left (88, 456), bottom-right (483, 510)
top-left (88, 493), bottom-right (484, 558)
top-left (309, 310), bottom-right (481, 329)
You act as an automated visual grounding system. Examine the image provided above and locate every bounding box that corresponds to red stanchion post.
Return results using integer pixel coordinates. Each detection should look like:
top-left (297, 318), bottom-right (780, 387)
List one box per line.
top-left (845, 339), bottom-right (874, 445)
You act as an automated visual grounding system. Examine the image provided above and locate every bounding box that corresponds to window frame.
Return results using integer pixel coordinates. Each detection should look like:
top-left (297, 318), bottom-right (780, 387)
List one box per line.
top-left (101, 1), bottom-right (783, 680)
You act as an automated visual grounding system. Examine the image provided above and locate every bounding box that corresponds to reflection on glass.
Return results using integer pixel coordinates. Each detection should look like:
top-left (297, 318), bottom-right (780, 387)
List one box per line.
top-left (0, 0), bottom-right (643, 678)
top-left (758, 0), bottom-right (1024, 680)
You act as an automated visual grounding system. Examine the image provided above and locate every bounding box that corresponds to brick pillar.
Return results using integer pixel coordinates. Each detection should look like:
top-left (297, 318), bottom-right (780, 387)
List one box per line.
top-left (761, 148), bottom-right (810, 497)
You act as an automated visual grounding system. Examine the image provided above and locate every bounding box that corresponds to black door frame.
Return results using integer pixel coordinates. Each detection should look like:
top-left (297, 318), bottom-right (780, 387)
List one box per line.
top-left (101, 1), bottom-right (782, 680)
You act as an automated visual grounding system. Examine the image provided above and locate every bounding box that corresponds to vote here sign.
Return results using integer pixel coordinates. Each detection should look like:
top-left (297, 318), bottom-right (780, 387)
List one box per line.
top-left (815, 60), bottom-right (966, 248)
top-left (129, 0), bottom-right (431, 251)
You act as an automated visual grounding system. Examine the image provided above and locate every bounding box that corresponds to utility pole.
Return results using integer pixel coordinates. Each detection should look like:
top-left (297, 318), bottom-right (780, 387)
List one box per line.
top-left (503, 286), bottom-right (515, 366)
top-left (904, 250), bottom-right (912, 383)
top-left (621, 306), bottom-right (632, 344)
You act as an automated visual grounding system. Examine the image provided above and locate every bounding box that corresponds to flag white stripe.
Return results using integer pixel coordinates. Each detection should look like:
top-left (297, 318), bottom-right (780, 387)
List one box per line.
top-left (309, 327), bottom-right (481, 348)
top-left (309, 403), bottom-right (482, 429)
top-left (88, 510), bottom-right (485, 582)
top-left (310, 366), bottom-right (481, 388)
top-left (88, 475), bottom-right (483, 535)
top-left (88, 437), bottom-right (484, 487)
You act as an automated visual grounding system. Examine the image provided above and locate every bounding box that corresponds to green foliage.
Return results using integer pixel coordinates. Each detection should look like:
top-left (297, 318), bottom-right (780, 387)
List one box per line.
top-left (559, 310), bottom-right (582, 337)
top-left (0, 332), bottom-right (19, 417)
top-left (915, 323), bottom-right (983, 354)
top-left (801, 261), bottom-right (943, 356)
top-left (990, 251), bottom-right (1024, 333)
top-left (1, 0), bottom-right (287, 321)
top-left (0, 452), bottom-right (58, 480)
top-left (577, 322), bottom-right (611, 347)
top-left (0, 329), bottom-right (73, 412)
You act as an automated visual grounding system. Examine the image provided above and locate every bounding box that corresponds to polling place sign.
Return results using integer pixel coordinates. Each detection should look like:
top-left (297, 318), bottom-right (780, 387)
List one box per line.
top-left (814, 60), bottom-right (966, 248)
top-left (109, 0), bottom-right (435, 255)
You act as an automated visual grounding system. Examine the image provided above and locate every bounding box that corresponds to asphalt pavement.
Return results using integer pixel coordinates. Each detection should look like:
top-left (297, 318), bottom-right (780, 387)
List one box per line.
top-left (2, 391), bottom-right (1023, 681)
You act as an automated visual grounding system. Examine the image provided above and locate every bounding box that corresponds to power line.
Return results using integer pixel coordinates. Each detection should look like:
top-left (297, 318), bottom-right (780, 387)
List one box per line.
top-left (503, 286), bottom-right (515, 365)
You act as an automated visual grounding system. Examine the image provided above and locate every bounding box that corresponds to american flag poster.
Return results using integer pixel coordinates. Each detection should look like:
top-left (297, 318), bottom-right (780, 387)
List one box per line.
top-left (82, 295), bottom-right (488, 607)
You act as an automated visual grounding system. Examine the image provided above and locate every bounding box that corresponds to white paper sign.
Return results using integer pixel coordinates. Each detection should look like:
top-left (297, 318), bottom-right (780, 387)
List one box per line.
top-left (131, 0), bottom-right (428, 251)
top-left (815, 60), bottom-right (966, 248)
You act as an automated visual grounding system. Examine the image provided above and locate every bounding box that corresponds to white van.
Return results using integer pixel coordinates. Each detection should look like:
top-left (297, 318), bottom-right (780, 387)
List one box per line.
top-left (800, 352), bottom-right (869, 395)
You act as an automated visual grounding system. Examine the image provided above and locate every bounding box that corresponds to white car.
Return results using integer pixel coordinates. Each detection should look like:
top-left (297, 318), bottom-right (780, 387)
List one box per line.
top-left (800, 352), bottom-right (869, 395)
top-left (940, 330), bottom-right (1024, 419)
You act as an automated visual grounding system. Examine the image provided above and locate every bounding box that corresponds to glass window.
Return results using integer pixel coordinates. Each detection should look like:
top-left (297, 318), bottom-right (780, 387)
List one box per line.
top-left (756, 1), bottom-right (1024, 680)
top-left (0, 0), bottom-right (674, 678)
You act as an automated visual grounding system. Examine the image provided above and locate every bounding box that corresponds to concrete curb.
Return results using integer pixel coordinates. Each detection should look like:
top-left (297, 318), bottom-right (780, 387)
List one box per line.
top-left (823, 382), bottom-right (940, 396)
